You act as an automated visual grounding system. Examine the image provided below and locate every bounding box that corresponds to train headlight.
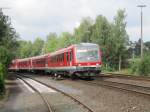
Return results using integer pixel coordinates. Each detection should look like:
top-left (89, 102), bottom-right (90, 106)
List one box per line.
top-left (96, 63), bottom-right (99, 66)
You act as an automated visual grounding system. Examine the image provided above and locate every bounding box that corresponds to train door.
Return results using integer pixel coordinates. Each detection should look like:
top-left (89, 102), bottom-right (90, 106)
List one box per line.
top-left (66, 50), bottom-right (73, 67)
top-left (66, 52), bottom-right (70, 66)
top-left (69, 50), bottom-right (73, 66)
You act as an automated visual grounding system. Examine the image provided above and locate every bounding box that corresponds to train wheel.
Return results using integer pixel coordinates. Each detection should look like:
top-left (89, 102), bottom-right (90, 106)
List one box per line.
top-left (71, 74), bottom-right (77, 80)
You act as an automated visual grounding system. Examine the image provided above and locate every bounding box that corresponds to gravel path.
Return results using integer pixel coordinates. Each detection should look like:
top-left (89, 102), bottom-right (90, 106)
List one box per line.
top-left (31, 75), bottom-right (150, 112)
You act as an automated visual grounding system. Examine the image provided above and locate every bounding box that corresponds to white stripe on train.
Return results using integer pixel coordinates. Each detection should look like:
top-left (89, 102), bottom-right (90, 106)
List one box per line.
top-left (11, 65), bottom-right (101, 70)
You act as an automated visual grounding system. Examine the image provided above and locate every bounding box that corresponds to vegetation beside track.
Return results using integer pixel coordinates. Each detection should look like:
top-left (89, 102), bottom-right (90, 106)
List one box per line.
top-left (0, 63), bottom-right (5, 95)
top-left (104, 54), bottom-right (150, 76)
top-left (130, 55), bottom-right (150, 76)
top-left (0, 10), bottom-right (18, 95)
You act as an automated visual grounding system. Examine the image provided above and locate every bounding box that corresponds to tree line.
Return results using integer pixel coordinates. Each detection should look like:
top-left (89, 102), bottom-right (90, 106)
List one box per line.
top-left (17, 9), bottom-right (129, 71)
top-left (0, 10), bottom-right (18, 93)
top-left (0, 8), bottom-right (150, 94)
top-left (17, 9), bottom-right (150, 73)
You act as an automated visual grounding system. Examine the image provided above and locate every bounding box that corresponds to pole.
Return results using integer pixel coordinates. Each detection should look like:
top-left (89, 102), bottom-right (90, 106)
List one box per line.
top-left (141, 7), bottom-right (143, 59)
top-left (137, 5), bottom-right (146, 59)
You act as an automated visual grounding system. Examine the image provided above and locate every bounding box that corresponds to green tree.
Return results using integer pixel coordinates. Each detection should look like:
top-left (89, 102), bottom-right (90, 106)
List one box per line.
top-left (112, 9), bottom-right (129, 70)
top-left (0, 11), bottom-right (18, 53)
top-left (58, 32), bottom-right (76, 48)
top-left (32, 37), bottom-right (44, 56)
top-left (16, 40), bottom-right (33, 58)
top-left (144, 41), bottom-right (150, 55)
top-left (0, 63), bottom-right (5, 94)
top-left (0, 10), bottom-right (18, 93)
top-left (91, 15), bottom-right (112, 68)
top-left (74, 17), bottom-right (93, 43)
top-left (21, 41), bottom-right (33, 58)
top-left (0, 46), bottom-right (9, 66)
top-left (43, 33), bottom-right (59, 53)
top-left (0, 10), bottom-right (19, 65)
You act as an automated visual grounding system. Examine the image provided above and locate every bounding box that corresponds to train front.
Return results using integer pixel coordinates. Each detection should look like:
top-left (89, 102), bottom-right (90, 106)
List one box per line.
top-left (74, 43), bottom-right (102, 77)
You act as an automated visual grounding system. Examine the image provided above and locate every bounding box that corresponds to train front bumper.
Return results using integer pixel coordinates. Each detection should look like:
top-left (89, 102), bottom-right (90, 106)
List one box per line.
top-left (76, 66), bottom-right (101, 71)
top-left (74, 65), bottom-right (101, 75)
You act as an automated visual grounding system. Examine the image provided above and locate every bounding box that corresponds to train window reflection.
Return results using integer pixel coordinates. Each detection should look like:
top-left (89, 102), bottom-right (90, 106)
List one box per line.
top-left (76, 46), bottom-right (100, 62)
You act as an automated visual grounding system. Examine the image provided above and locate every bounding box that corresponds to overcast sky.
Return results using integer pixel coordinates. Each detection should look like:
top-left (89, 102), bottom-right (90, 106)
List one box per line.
top-left (1, 0), bottom-right (150, 42)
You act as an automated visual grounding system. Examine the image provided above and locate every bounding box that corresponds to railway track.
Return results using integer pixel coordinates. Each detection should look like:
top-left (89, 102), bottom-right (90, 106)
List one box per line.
top-left (19, 74), bottom-right (95, 112)
top-left (21, 72), bottom-right (150, 97)
top-left (100, 72), bottom-right (150, 81)
top-left (92, 80), bottom-right (150, 96)
top-left (80, 76), bottom-right (150, 97)
top-left (17, 75), bottom-right (55, 112)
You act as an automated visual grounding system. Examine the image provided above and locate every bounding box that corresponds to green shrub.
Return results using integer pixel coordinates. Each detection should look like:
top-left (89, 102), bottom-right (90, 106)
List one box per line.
top-left (138, 56), bottom-right (150, 76)
top-left (0, 63), bottom-right (5, 94)
top-left (131, 56), bottom-right (150, 76)
top-left (130, 58), bottom-right (140, 74)
top-left (0, 46), bottom-right (10, 66)
top-left (102, 64), bottom-right (115, 72)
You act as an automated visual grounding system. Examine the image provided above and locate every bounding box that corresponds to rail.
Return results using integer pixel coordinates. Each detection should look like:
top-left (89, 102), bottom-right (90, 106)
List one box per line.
top-left (17, 75), bottom-right (55, 112)
top-left (20, 74), bottom-right (95, 112)
top-left (100, 72), bottom-right (150, 81)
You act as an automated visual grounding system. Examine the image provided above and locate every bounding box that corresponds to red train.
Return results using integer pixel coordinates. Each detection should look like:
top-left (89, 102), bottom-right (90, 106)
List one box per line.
top-left (9, 43), bottom-right (102, 78)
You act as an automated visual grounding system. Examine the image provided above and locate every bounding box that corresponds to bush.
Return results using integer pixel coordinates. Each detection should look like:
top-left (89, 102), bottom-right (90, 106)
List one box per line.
top-left (138, 56), bottom-right (150, 76)
top-left (130, 58), bottom-right (140, 74)
top-left (0, 63), bottom-right (5, 94)
top-left (0, 46), bottom-right (10, 66)
top-left (131, 56), bottom-right (150, 76)
top-left (102, 64), bottom-right (115, 72)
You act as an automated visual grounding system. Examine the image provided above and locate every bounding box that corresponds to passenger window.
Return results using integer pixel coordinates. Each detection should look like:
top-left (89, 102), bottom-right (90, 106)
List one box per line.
top-left (70, 51), bottom-right (73, 61)
top-left (66, 52), bottom-right (69, 62)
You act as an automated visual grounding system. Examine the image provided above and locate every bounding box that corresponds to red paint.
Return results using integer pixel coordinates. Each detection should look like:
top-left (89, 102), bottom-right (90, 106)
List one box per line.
top-left (9, 44), bottom-right (102, 72)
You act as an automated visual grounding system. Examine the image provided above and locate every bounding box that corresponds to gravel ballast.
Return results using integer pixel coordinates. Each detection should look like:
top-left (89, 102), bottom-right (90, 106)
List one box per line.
top-left (31, 75), bottom-right (150, 112)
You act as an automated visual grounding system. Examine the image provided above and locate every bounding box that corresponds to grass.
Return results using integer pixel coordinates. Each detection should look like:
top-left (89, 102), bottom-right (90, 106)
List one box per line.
top-left (113, 68), bottom-right (131, 74)
top-left (0, 89), bottom-right (9, 108)
top-left (104, 68), bottom-right (138, 76)
top-left (0, 94), bottom-right (4, 100)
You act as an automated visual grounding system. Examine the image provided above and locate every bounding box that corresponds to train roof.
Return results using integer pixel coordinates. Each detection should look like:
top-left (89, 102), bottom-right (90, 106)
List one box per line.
top-left (31, 54), bottom-right (49, 59)
top-left (16, 54), bottom-right (50, 61)
top-left (14, 43), bottom-right (99, 60)
top-left (49, 45), bottom-right (75, 56)
top-left (17, 57), bottom-right (31, 62)
top-left (49, 43), bottom-right (99, 56)
top-left (75, 43), bottom-right (99, 46)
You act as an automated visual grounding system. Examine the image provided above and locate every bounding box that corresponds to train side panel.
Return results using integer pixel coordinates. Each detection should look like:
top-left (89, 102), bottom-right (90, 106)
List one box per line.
top-left (31, 55), bottom-right (48, 70)
top-left (9, 43), bottom-right (102, 78)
